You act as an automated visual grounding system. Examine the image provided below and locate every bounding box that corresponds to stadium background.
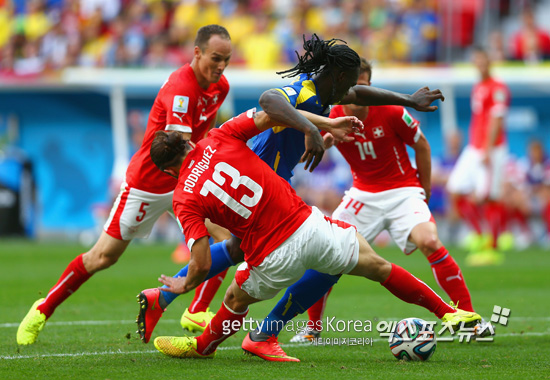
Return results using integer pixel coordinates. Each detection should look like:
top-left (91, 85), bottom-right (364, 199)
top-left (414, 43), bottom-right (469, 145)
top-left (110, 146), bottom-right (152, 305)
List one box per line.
top-left (0, 0), bottom-right (549, 247)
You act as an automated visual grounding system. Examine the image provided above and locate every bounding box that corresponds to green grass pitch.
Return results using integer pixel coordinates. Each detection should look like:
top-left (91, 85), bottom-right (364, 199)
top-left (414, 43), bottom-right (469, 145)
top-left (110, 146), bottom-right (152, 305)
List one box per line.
top-left (1, 240), bottom-right (549, 379)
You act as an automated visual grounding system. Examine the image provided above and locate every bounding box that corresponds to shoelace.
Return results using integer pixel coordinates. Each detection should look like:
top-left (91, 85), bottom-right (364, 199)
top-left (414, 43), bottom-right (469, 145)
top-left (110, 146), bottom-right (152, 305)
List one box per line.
top-left (266, 336), bottom-right (287, 356)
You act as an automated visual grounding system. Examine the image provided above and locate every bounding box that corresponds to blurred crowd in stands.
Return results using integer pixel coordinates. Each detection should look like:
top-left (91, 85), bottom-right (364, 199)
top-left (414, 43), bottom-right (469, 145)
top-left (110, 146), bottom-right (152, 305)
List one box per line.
top-left (2, 0), bottom-right (550, 78)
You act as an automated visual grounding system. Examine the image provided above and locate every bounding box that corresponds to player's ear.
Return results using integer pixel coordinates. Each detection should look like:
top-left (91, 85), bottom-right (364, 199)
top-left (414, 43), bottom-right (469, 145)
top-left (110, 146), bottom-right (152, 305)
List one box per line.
top-left (194, 45), bottom-right (202, 60)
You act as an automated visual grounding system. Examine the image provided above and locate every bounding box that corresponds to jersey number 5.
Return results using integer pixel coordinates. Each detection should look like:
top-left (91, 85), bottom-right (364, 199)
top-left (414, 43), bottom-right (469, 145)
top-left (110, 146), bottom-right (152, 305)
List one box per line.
top-left (200, 162), bottom-right (263, 219)
top-left (355, 141), bottom-right (377, 160)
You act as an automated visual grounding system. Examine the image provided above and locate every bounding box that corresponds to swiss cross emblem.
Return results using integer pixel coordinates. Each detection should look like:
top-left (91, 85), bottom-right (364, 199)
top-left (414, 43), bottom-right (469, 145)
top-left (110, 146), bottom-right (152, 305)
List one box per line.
top-left (213, 93), bottom-right (219, 104)
top-left (372, 126), bottom-right (384, 138)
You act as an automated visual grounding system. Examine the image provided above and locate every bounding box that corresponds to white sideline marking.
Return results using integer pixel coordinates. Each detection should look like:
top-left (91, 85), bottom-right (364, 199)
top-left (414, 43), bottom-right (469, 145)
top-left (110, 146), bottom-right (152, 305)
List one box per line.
top-left (2, 316), bottom-right (550, 329)
top-left (0, 319), bottom-right (182, 328)
top-left (2, 332), bottom-right (548, 360)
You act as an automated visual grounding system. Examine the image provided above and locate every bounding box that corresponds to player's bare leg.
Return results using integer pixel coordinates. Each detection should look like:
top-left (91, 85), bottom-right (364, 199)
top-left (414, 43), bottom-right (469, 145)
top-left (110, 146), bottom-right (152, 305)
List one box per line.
top-left (17, 232), bottom-right (130, 345)
top-left (181, 220), bottom-right (232, 332)
top-left (409, 221), bottom-right (474, 312)
top-left (348, 232), bottom-right (481, 326)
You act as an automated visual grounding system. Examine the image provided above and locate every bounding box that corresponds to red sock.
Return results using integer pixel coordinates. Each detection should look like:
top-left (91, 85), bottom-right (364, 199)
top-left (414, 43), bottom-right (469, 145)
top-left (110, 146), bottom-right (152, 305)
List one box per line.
top-left (307, 288), bottom-right (332, 331)
top-left (427, 247), bottom-right (474, 312)
top-left (543, 203), bottom-right (550, 236)
top-left (511, 208), bottom-right (531, 235)
top-left (381, 263), bottom-right (454, 319)
top-left (37, 253), bottom-right (92, 318)
top-left (196, 302), bottom-right (248, 355)
top-left (189, 268), bottom-right (229, 313)
top-left (484, 201), bottom-right (505, 248)
top-left (456, 196), bottom-right (483, 234)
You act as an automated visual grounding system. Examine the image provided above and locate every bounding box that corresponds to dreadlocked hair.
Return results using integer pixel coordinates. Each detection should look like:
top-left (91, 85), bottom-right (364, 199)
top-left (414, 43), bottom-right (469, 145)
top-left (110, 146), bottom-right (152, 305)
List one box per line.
top-left (150, 130), bottom-right (189, 171)
top-left (277, 34), bottom-right (360, 78)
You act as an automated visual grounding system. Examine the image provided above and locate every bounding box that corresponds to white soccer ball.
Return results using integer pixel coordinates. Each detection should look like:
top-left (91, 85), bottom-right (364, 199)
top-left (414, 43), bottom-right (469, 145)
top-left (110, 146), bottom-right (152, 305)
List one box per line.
top-left (389, 318), bottom-right (436, 361)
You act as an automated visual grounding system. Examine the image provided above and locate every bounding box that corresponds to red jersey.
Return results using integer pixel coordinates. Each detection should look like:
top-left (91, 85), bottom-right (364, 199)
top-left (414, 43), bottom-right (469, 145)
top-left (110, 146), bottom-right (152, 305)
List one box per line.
top-left (329, 105), bottom-right (422, 192)
top-left (173, 110), bottom-right (312, 267)
top-left (469, 77), bottom-right (510, 150)
top-left (126, 64), bottom-right (229, 193)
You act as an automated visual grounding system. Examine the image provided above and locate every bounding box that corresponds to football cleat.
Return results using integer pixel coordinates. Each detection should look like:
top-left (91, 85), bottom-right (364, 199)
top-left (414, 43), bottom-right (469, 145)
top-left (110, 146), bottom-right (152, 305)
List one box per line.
top-left (242, 332), bottom-right (300, 362)
top-left (180, 308), bottom-right (215, 333)
top-left (154, 336), bottom-right (215, 359)
top-left (136, 288), bottom-right (165, 343)
top-left (289, 327), bottom-right (321, 343)
top-left (474, 318), bottom-right (496, 338)
top-left (17, 298), bottom-right (47, 345)
top-left (441, 307), bottom-right (482, 328)
top-left (465, 249), bottom-right (504, 267)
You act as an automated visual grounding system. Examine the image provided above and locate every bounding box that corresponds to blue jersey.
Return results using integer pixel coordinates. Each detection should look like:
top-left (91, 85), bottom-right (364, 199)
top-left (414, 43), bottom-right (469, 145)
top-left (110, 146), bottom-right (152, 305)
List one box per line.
top-left (251, 74), bottom-right (331, 182)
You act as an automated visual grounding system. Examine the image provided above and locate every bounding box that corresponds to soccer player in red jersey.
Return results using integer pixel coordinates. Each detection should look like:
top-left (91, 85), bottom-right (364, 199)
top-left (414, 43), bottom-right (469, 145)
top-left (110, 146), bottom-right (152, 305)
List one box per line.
top-left (447, 47), bottom-right (511, 266)
top-left (17, 25), bottom-right (233, 345)
top-left (136, 35), bottom-right (446, 347)
top-left (147, 109), bottom-right (481, 362)
top-left (291, 58), bottom-right (483, 343)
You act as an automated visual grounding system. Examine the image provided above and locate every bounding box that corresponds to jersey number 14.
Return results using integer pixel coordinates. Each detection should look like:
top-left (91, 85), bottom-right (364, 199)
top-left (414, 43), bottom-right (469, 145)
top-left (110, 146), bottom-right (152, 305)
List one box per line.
top-left (355, 141), bottom-right (377, 160)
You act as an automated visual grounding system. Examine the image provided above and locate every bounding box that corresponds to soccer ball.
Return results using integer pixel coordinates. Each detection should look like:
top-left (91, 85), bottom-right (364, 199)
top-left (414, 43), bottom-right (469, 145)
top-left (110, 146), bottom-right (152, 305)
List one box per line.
top-left (389, 318), bottom-right (436, 361)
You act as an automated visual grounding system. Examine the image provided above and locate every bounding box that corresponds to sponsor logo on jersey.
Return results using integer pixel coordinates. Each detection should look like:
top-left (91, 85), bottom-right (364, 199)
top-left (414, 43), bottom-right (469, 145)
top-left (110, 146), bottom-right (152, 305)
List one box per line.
top-left (282, 87), bottom-right (297, 97)
top-left (173, 96), bottom-right (189, 113)
top-left (373, 126), bottom-right (385, 138)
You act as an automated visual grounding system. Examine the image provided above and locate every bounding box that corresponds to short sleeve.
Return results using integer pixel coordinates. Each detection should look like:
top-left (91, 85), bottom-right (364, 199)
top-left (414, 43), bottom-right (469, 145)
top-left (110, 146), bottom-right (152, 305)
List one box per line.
top-left (161, 82), bottom-right (196, 134)
top-left (174, 196), bottom-right (209, 251)
top-left (273, 85), bottom-right (300, 108)
top-left (392, 107), bottom-right (421, 146)
top-left (218, 109), bottom-right (261, 142)
top-left (490, 84), bottom-right (509, 118)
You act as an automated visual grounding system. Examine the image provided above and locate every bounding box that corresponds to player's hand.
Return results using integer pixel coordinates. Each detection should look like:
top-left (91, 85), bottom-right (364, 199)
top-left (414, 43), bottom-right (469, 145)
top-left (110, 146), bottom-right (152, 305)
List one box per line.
top-left (157, 274), bottom-right (187, 294)
top-left (409, 87), bottom-right (445, 112)
top-left (324, 133), bottom-right (336, 149)
top-left (301, 130), bottom-right (325, 172)
top-left (329, 116), bottom-right (362, 143)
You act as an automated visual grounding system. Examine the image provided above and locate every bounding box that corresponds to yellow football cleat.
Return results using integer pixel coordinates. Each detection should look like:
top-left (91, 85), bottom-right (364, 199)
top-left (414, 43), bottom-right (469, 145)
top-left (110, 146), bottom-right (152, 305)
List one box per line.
top-left (154, 336), bottom-right (215, 359)
top-left (180, 308), bottom-right (215, 333)
top-left (17, 298), bottom-right (47, 345)
top-left (441, 307), bottom-right (482, 328)
top-left (465, 249), bottom-right (504, 267)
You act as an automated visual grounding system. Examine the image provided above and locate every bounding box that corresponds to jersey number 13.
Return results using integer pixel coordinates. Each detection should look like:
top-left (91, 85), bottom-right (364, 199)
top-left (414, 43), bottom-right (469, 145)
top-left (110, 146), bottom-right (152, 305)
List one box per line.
top-left (200, 162), bottom-right (263, 219)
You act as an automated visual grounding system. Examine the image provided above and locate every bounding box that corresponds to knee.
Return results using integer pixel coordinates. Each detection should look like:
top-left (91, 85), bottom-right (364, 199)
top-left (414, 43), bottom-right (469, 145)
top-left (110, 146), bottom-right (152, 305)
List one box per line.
top-left (417, 235), bottom-right (441, 255)
top-left (223, 287), bottom-right (247, 312)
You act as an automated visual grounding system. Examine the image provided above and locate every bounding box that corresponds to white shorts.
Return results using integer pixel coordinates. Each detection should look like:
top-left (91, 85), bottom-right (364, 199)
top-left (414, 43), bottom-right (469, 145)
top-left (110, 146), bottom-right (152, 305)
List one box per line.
top-left (235, 207), bottom-right (359, 300)
top-left (332, 187), bottom-right (431, 254)
top-left (104, 182), bottom-right (174, 241)
top-left (446, 144), bottom-right (507, 200)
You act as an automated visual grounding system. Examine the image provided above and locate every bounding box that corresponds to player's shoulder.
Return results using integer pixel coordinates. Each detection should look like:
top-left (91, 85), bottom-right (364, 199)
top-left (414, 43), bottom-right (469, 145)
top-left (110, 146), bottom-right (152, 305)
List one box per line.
top-left (162, 64), bottom-right (197, 94)
top-left (330, 104), bottom-right (345, 117)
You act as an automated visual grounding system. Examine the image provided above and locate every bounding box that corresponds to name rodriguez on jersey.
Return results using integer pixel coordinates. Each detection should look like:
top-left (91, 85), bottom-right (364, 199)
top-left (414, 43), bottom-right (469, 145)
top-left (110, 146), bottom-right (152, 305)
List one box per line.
top-left (183, 145), bottom-right (217, 194)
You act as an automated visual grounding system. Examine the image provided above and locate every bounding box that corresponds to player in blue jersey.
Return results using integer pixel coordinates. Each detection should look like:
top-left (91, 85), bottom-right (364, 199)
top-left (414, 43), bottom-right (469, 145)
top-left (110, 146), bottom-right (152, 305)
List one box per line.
top-left (136, 35), bottom-right (445, 359)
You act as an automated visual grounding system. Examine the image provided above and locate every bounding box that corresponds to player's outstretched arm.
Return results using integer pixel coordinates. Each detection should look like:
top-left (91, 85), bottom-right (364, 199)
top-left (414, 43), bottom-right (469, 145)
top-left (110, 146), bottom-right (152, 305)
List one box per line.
top-left (341, 85), bottom-right (445, 112)
top-left (157, 236), bottom-right (211, 294)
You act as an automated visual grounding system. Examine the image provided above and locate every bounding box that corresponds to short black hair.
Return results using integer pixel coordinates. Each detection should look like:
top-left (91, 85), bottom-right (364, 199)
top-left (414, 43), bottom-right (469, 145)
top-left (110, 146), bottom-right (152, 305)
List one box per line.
top-left (194, 24), bottom-right (231, 51)
top-left (277, 34), bottom-right (360, 78)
